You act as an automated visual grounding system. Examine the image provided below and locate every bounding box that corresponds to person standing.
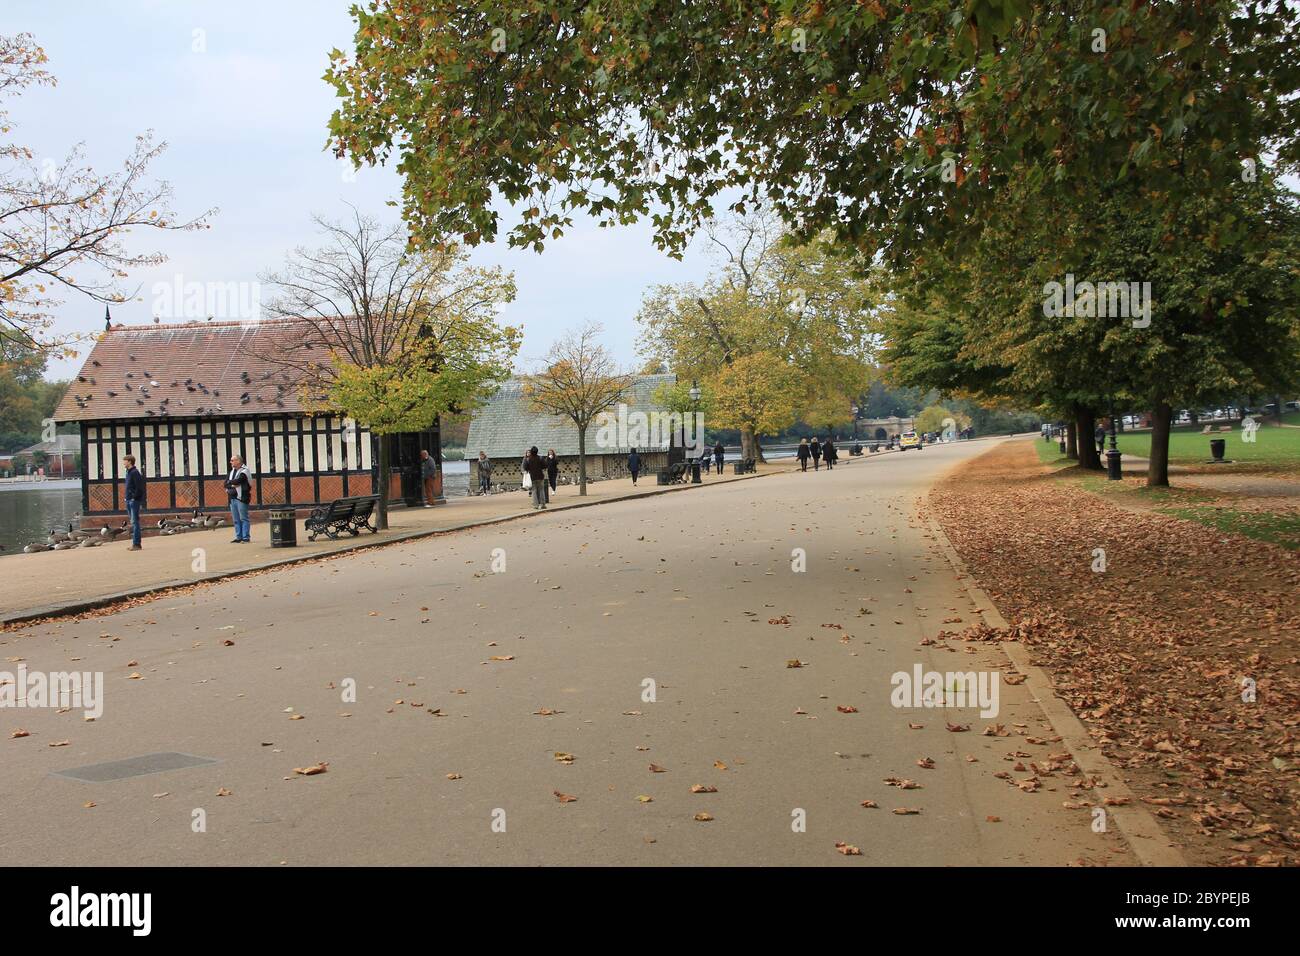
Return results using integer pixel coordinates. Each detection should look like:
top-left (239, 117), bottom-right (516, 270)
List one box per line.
top-left (713, 441), bottom-right (725, 475)
top-left (419, 449), bottom-right (438, 507)
top-left (123, 454), bottom-right (145, 550)
top-left (225, 454), bottom-right (252, 543)
top-left (477, 451), bottom-right (492, 495)
top-left (627, 447), bottom-right (641, 485)
top-left (797, 438), bottom-right (810, 472)
top-left (1095, 424), bottom-right (1107, 455)
top-left (810, 437), bottom-right (822, 471)
top-left (524, 446), bottom-right (548, 509)
top-left (824, 437), bottom-right (837, 470)
top-left (545, 449), bottom-right (559, 499)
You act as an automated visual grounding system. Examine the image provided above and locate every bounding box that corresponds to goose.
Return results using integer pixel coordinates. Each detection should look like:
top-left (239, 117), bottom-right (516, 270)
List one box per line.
top-left (190, 511), bottom-right (205, 526)
top-left (23, 542), bottom-right (50, 553)
top-left (156, 517), bottom-right (171, 530)
top-left (201, 514), bottom-right (220, 528)
top-left (100, 524), bottom-right (128, 539)
top-left (47, 528), bottom-right (71, 545)
top-left (76, 537), bottom-right (101, 548)
top-left (52, 540), bottom-right (78, 550)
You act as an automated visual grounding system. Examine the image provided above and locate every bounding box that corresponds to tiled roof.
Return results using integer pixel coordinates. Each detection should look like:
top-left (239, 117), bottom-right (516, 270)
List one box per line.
top-left (52, 319), bottom-right (320, 423)
top-left (466, 374), bottom-right (677, 458)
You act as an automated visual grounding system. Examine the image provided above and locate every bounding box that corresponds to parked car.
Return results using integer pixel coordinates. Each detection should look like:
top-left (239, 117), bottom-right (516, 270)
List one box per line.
top-left (899, 431), bottom-right (921, 451)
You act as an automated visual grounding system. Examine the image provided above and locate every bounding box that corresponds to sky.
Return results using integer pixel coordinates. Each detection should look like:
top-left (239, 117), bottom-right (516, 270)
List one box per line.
top-left (7, 1), bottom-right (720, 381)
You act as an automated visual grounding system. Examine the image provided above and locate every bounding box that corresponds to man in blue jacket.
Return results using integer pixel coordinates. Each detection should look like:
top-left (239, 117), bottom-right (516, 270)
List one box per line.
top-left (123, 454), bottom-right (145, 550)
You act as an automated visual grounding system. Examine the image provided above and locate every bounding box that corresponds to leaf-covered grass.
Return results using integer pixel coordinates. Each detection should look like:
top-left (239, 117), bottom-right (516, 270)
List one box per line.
top-left (1159, 505), bottom-right (1300, 551)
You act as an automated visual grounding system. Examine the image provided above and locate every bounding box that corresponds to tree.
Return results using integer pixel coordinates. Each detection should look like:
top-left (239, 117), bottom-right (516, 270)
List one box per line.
top-left (326, 2), bottom-right (1299, 268)
top-left (260, 209), bottom-right (519, 526)
top-left (0, 33), bottom-right (211, 355)
top-left (524, 323), bottom-right (632, 496)
top-left (709, 353), bottom-right (800, 444)
top-left (637, 211), bottom-right (875, 460)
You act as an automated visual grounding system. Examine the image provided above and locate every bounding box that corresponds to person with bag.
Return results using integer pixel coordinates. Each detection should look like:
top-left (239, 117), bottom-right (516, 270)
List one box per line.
top-left (524, 447), bottom-right (548, 509)
top-left (224, 454), bottom-right (252, 543)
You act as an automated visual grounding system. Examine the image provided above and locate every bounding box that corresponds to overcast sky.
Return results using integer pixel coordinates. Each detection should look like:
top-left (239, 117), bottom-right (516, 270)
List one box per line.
top-left (9, 1), bottom-right (718, 381)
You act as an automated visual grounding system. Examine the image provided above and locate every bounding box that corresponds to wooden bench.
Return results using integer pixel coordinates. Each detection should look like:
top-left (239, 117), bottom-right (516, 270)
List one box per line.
top-left (732, 458), bottom-right (756, 474)
top-left (305, 495), bottom-right (379, 541)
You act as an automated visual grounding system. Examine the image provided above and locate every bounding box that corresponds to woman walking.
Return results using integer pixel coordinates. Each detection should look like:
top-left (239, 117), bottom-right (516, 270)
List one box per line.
top-left (477, 451), bottom-right (492, 495)
top-left (545, 449), bottom-right (559, 500)
top-left (713, 441), bottom-right (725, 476)
top-left (796, 438), bottom-right (810, 472)
top-left (810, 437), bottom-right (822, 471)
top-left (823, 437), bottom-right (837, 470)
top-left (524, 447), bottom-right (548, 509)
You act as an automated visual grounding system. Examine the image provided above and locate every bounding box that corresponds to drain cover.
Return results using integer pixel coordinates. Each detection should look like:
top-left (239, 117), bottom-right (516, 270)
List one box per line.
top-left (54, 751), bottom-right (219, 782)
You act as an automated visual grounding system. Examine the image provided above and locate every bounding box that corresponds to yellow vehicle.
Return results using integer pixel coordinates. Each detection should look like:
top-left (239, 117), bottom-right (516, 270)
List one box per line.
top-left (899, 431), bottom-right (921, 450)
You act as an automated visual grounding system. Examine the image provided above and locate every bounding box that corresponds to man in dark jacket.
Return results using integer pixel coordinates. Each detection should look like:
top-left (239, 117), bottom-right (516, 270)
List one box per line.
top-left (123, 454), bottom-right (145, 550)
top-left (524, 447), bottom-right (548, 509)
top-left (713, 441), bottom-right (725, 475)
top-left (627, 448), bottom-right (641, 485)
top-left (824, 437), bottom-right (837, 470)
top-left (420, 449), bottom-right (438, 507)
top-left (810, 437), bottom-right (822, 470)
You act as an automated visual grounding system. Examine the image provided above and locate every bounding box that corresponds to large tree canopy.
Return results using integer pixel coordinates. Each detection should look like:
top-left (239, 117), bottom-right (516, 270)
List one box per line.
top-left (326, 1), bottom-right (1299, 264)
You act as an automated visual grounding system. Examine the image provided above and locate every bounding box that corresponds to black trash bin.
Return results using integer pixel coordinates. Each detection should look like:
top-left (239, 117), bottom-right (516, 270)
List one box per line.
top-left (269, 508), bottom-right (297, 548)
top-left (1209, 438), bottom-right (1227, 462)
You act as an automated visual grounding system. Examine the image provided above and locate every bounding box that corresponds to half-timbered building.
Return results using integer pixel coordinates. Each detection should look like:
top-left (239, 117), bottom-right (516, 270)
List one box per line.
top-left (51, 318), bottom-right (442, 529)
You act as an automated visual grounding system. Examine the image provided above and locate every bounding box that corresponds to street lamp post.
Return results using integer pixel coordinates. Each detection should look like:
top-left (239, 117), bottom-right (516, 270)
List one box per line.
top-left (851, 406), bottom-right (859, 442)
top-left (1106, 400), bottom-right (1122, 480)
top-left (689, 382), bottom-right (702, 484)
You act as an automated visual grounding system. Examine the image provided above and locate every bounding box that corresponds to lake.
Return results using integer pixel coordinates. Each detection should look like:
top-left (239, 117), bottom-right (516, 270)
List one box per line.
top-left (0, 481), bottom-right (84, 555)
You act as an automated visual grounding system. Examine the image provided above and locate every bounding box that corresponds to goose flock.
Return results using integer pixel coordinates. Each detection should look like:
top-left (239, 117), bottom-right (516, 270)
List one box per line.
top-left (20, 512), bottom-right (230, 553)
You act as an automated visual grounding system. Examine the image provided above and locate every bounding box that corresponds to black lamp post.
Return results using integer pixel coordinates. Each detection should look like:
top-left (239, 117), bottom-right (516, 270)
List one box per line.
top-left (689, 382), bottom-right (702, 483)
top-left (851, 405), bottom-right (859, 441)
top-left (1106, 399), bottom-right (1122, 480)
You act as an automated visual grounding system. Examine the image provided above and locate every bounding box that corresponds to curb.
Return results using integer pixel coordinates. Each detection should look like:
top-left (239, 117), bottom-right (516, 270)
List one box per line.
top-left (922, 450), bottom-right (1188, 867)
top-left (1, 466), bottom-right (785, 628)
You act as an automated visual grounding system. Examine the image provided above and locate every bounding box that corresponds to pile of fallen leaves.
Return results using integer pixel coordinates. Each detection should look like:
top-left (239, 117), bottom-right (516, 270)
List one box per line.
top-left (931, 442), bottom-right (1300, 866)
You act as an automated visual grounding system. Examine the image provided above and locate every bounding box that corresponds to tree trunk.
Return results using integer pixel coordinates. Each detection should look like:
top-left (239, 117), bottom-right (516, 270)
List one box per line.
top-left (1274, 394), bottom-right (1284, 425)
top-left (740, 426), bottom-right (765, 463)
top-left (1065, 418), bottom-right (1078, 460)
top-left (1147, 401), bottom-right (1173, 487)
top-left (376, 436), bottom-right (390, 530)
top-left (577, 428), bottom-right (588, 496)
top-left (1077, 408), bottom-right (1102, 470)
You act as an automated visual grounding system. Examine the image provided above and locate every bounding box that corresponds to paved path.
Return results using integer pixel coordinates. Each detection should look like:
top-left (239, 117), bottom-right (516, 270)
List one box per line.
top-left (0, 461), bottom-right (793, 623)
top-left (0, 440), bottom-right (1136, 865)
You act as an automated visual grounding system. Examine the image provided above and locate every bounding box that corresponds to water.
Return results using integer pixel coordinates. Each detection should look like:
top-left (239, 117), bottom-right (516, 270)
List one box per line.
top-left (0, 482), bottom-right (83, 556)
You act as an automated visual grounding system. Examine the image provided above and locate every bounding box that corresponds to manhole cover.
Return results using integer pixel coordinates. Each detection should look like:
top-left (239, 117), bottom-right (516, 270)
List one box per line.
top-left (54, 751), bottom-right (219, 782)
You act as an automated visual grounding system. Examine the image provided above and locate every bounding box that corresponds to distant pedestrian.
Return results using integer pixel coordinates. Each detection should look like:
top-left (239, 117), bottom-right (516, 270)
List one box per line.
top-left (224, 454), bottom-right (252, 543)
top-left (627, 447), bottom-right (641, 485)
top-left (524, 447), bottom-right (548, 509)
top-left (1095, 425), bottom-right (1106, 454)
top-left (419, 449), bottom-right (437, 507)
top-left (546, 449), bottom-right (559, 496)
top-left (824, 437), bottom-right (837, 470)
top-left (123, 454), bottom-right (145, 550)
top-left (810, 437), bottom-right (822, 471)
top-left (477, 451), bottom-right (492, 495)
top-left (713, 441), bottom-right (725, 475)
top-left (797, 438), bottom-right (810, 472)
top-left (701, 453), bottom-right (711, 475)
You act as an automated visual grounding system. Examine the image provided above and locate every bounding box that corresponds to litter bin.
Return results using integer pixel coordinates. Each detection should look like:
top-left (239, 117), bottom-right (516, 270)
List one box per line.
top-left (269, 508), bottom-right (297, 548)
top-left (1209, 438), bottom-right (1227, 462)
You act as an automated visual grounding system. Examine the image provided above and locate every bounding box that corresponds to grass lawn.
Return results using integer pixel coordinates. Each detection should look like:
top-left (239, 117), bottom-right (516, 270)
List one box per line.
top-left (1161, 505), bottom-right (1300, 550)
top-left (1113, 423), bottom-right (1300, 467)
